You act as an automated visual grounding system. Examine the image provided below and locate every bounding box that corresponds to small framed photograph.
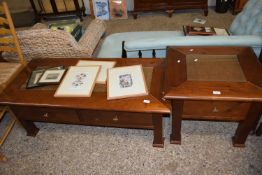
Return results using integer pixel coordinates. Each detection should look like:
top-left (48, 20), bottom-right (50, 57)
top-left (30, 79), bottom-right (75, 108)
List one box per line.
top-left (54, 66), bottom-right (101, 97)
top-left (38, 69), bottom-right (66, 84)
top-left (109, 0), bottom-right (128, 20)
top-left (93, 0), bottom-right (110, 20)
top-left (107, 65), bottom-right (148, 100)
top-left (76, 60), bottom-right (116, 84)
top-left (26, 66), bottom-right (64, 89)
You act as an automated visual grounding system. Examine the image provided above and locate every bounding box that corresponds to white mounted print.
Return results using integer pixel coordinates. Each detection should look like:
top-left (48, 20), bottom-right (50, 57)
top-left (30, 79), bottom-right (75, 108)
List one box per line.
top-left (55, 66), bottom-right (100, 97)
top-left (107, 65), bottom-right (148, 100)
top-left (76, 60), bottom-right (116, 84)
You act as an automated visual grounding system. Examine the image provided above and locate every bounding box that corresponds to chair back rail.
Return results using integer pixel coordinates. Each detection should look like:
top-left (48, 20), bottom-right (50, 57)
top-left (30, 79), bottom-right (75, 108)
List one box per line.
top-left (0, 2), bottom-right (27, 66)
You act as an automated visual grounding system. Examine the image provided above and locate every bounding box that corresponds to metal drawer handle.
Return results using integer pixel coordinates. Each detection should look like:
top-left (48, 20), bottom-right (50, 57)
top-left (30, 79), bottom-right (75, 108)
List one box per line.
top-left (43, 113), bottom-right (49, 118)
top-left (113, 115), bottom-right (118, 121)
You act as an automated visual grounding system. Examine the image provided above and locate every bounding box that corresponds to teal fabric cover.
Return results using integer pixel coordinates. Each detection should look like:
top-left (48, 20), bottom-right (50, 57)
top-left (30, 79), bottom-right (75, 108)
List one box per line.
top-left (229, 0), bottom-right (262, 35)
top-left (125, 35), bottom-right (262, 57)
top-left (97, 0), bottom-right (262, 58)
top-left (97, 31), bottom-right (184, 58)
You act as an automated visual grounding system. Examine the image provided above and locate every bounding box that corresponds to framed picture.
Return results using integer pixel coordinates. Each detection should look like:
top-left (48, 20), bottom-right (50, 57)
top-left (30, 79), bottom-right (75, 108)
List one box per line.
top-left (93, 0), bottom-right (110, 20)
top-left (109, 0), bottom-right (128, 20)
top-left (54, 66), bottom-right (101, 97)
top-left (38, 69), bottom-right (66, 84)
top-left (76, 60), bottom-right (116, 84)
top-left (107, 65), bottom-right (148, 100)
top-left (26, 66), bottom-right (64, 89)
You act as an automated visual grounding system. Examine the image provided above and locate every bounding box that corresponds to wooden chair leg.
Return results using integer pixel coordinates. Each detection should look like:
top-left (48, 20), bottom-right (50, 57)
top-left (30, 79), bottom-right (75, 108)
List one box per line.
top-left (0, 107), bottom-right (17, 162)
top-left (0, 110), bottom-right (16, 146)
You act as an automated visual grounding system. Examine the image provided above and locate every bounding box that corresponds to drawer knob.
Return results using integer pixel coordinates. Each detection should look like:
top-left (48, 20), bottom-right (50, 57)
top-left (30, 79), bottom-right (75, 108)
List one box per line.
top-left (43, 113), bottom-right (49, 118)
top-left (212, 107), bottom-right (219, 113)
top-left (113, 115), bottom-right (118, 121)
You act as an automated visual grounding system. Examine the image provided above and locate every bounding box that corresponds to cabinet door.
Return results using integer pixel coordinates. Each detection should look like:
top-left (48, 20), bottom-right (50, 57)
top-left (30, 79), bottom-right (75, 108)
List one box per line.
top-left (134, 0), bottom-right (168, 11)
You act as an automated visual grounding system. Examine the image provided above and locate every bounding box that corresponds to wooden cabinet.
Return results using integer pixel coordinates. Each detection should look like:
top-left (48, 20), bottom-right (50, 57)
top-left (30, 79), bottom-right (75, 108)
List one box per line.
top-left (232, 0), bottom-right (248, 14)
top-left (133, 0), bottom-right (208, 19)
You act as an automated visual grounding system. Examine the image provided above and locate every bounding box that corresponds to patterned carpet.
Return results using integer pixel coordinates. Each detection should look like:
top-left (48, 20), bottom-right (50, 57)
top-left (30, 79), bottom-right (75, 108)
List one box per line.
top-left (0, 8), bottom-right (261, 175)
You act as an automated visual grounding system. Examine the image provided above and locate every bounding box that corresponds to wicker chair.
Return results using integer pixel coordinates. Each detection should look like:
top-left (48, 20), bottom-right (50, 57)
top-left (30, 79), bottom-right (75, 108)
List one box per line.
top-left (0, 1), bottom-right (27, 162)
top-left (3, 19), bottom-right (106, 61)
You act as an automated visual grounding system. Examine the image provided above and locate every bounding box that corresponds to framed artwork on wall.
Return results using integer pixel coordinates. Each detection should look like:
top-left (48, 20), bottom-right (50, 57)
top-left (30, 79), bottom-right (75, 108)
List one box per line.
top-left (109, 0), bottom-right (128, 19)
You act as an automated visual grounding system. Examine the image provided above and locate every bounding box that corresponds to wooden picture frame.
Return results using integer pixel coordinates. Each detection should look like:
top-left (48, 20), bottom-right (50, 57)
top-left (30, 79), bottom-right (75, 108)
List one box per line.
top-left (76, 60), bottom-right (116, 84)
top-left (109, 0), bottom-right (128, 20)
top-left (54, 66), bottom-right (101, 97)
top-left (107, 65), bottom-right (148, 100)
top-left (38, 69), bottom-right (66, 85)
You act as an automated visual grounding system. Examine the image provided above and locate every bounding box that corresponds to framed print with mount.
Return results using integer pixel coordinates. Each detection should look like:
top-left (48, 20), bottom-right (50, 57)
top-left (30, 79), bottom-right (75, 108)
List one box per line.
top-left (92, 0), bottom-right (110, 20)
top-left (38, 69), bottom-right (66, 85)
top-left (107, 65), bottom-right (148, 100)
top-left (76, 60), bottom-right (116, 84)
top-left (26, 66), bottom-right (64, 89)
top-left (54, 66), bottom-right (101, 97)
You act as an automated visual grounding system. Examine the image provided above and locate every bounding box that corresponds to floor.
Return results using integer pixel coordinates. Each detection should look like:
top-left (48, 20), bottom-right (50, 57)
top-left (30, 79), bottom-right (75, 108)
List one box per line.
top-left (0, 8), bottom-right (261, 175)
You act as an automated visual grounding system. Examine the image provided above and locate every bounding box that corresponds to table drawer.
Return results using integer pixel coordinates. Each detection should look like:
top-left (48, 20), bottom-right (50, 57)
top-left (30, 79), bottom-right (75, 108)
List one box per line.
top-left (78, 110), bottom-right (153, 129)
top-left (12, 106), bottom-right (79, 123)
top-left (183, 101), bottom-right (250, 121)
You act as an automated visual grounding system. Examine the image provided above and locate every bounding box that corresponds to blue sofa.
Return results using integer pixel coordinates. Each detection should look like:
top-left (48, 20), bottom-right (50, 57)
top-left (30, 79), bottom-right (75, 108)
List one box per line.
top-left (97, 0), bottom-right (262, 59)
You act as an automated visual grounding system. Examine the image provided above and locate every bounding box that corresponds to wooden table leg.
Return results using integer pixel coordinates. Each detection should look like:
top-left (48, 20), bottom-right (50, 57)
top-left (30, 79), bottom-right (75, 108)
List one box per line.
top-left (232, 103), bottom-right (262, 147)
top-left (18, 120), bottom-right (39, 137)
top-left (170, 100), bottom-right (184, 144)
top-left (133, 12), bottom-right (138, 19)
top-left (256, 123), bottom-right (262, 136)
top-left (10, 107), bottom-right (39, 136)
top-left (204, 9), bottom-right (208, 16)
top-left (166, 10), bottom-right (174, 18)
top-left (152, 114), bottom-right (164, 148)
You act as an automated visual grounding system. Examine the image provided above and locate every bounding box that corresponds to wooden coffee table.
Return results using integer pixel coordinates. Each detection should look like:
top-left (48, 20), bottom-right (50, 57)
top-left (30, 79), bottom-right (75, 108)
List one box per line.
top-left (164, 46), bottom-right (262, 147)
top-left (0, 58), bottom-right (170, 147)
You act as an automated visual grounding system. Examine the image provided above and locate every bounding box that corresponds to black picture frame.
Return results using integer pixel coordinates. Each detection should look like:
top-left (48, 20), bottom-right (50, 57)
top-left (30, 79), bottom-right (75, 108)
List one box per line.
top-left (26, 66), bottom-right (64, 89)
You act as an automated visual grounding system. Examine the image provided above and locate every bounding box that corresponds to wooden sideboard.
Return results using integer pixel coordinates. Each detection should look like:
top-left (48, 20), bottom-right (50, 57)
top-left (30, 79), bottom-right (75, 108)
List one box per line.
top-left (133, 0), bottom-right (208, 19)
